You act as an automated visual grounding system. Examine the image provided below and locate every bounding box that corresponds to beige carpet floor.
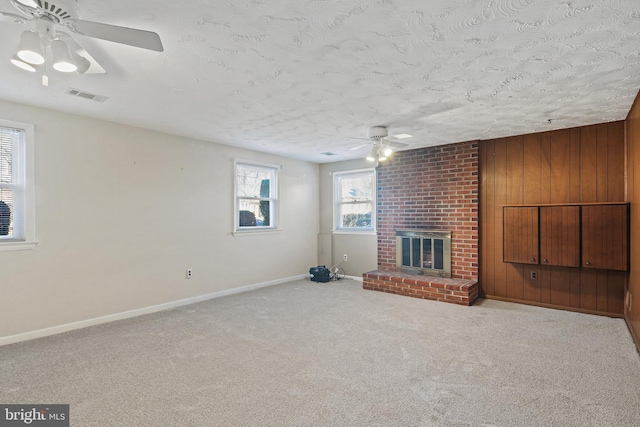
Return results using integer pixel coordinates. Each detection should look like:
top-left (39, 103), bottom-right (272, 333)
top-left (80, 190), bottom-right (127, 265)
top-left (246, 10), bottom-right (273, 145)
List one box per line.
top-left (1, 278), bottom-right (640, 426)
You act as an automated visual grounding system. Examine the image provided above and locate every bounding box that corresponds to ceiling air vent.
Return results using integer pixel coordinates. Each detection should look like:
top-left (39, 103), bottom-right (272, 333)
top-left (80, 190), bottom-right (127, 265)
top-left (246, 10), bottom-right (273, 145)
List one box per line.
top-left (66, 88), bottom-right (108, 103)
top-left (321, 152), bottom-right (338, 156)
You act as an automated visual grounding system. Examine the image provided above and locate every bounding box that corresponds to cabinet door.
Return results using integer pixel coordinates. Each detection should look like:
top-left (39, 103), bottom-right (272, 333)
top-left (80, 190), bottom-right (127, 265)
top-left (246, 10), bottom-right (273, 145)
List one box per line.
top-left (539, 206), bottom-right (580, 267)
top-left (582, 204), bottom-right (629, 271)
top-left (503, 207), bottom-right (539, 264)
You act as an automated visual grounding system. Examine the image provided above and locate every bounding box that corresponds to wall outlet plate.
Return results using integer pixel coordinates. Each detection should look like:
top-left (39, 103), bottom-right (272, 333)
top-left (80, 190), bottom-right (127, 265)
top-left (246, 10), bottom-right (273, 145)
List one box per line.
top-left (186, 269), bottom-right (193, 279)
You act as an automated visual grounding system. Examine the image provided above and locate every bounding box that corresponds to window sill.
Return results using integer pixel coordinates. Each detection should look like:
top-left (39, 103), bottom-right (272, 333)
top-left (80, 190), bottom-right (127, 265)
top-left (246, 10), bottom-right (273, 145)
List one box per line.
top-left (0, 240), bottom-right (39, 251)
top-left (332, 230), bottom-right (377, 236)
top-left (233, 228), bottom-right (282, 236)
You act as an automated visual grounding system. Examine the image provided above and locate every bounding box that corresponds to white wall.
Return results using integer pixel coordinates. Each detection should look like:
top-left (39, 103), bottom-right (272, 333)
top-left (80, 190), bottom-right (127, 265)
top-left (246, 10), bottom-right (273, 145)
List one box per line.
top-left (0, 99), bottom-right (319, 338)
top-left (318, 160), bottom-right (377, 277)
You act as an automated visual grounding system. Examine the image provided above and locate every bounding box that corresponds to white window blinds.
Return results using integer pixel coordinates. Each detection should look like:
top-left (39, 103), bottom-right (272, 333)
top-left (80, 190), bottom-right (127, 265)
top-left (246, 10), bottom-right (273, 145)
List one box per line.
top-left (0, 125), bottom-right (25, 239)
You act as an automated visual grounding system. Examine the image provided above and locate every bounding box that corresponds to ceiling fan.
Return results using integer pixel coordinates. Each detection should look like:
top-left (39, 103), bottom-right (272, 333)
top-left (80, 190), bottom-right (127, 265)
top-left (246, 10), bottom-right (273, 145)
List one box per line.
top-left (348, 126), bottom-right (412, 163)
top-left (1, 0), bottom-right (163, 80)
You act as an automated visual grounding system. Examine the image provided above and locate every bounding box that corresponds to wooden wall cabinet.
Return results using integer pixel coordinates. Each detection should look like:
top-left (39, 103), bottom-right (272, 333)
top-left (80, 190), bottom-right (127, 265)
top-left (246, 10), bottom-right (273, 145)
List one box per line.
top-left (503, 207), bottom-right (538, 264)
top-left (582, 204), bottom-right (629, 271)
top-left (503, 203), bottom-right (629, 271)
top-left (540, 206), bottom-right (581, 268)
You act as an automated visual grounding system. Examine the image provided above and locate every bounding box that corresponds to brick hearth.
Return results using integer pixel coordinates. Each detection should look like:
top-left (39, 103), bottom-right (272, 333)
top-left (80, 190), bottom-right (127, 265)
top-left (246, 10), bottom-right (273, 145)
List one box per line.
top-left (363, 270), bottom-right (479, 306)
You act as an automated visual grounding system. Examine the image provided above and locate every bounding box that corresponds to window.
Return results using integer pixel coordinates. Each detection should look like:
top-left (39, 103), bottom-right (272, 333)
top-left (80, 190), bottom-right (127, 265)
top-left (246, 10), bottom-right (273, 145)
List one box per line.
top-left (333, 168), bottom-right (376, 233)
top-left (234, 161), bottom-right (279, 232)
top-left (0, 119), bottom-right (35, 250)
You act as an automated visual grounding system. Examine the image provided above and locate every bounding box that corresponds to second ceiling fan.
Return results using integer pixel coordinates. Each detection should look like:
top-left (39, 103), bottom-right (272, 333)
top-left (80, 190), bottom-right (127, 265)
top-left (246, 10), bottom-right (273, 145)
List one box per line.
top-left (349, 126), bottom-right (412, 163)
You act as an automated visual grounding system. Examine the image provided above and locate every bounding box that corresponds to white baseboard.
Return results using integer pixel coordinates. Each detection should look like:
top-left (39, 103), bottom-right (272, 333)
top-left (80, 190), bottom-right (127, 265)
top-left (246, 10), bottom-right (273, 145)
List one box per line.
top-left (0, 274), bottom-right (307, 347)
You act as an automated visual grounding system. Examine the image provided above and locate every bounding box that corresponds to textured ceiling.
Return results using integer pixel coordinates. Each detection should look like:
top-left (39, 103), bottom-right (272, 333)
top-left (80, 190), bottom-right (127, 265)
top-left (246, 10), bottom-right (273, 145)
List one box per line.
top-left (0, 0), bottom-right (639, 163)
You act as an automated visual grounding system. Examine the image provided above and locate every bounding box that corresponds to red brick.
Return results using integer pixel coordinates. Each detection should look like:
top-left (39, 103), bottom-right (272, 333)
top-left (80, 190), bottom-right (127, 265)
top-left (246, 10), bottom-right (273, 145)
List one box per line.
top-left (363, 270), bottom-right (478, 306)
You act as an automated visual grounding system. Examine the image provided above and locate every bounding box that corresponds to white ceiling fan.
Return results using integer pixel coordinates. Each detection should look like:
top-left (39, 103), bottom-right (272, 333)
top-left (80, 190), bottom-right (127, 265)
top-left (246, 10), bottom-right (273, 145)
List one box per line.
top-left (348, 126), bottom-right (412, 163)
top-left (1, 0), bottom-right (163, 80)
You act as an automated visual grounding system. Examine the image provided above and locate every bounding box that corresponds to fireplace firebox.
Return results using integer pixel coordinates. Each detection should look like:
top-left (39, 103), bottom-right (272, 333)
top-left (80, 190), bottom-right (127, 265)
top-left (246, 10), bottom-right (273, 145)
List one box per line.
top-left (396, 230), bottom-right (451, 278)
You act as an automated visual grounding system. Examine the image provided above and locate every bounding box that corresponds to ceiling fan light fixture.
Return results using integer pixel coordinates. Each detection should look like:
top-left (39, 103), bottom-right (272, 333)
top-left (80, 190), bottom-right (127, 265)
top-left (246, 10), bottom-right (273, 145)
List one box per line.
top-left (382, 146), bottom-right (393, 157)
top-left (366, 147), bottom-right (376, 162)
top-left (51, 39), bottom-right (77, 72)
top-left (72, 52), bottom-right (90, 74)
top-left (10, 55), bottom-right (36, 72)
top-left (17, 30), bottom-right (44, 65)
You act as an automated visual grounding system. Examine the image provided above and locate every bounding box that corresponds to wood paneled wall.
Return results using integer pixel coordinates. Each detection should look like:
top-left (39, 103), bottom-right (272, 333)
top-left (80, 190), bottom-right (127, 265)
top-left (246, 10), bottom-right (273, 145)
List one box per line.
top-left (479, 121), bottom-right (626, 316)
top-left (627, 93), bottom-right (640, 349)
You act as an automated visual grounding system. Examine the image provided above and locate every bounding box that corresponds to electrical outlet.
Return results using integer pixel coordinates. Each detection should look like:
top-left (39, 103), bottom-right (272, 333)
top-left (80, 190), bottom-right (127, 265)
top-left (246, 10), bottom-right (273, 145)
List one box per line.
top-left (186, 269), bottom-right (193, 279)
top-left (343, 254), bottom-right (348, 262)
top-left (530, 271), bottom-right (538, 280)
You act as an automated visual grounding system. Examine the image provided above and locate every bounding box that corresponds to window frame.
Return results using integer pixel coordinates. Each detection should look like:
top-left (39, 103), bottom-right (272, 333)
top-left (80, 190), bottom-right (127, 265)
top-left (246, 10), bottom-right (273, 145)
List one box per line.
top-left (0, 119), bottom-right (36, 251)
top-left (233, 160), bottom-right (280, 234)
top-left (333, 168), bottom-right (377, 235)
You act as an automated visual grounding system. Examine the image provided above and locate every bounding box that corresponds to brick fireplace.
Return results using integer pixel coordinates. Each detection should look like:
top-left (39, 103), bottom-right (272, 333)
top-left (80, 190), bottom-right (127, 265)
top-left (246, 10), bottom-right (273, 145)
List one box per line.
top-left (363, 141), bottom-right (480, 305)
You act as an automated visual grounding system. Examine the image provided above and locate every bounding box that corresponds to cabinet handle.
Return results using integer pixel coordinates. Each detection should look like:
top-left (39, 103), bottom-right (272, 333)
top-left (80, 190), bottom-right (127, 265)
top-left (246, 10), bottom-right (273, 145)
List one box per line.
top-left (531, 257), bottom-right (536, 262)
top-left (543, 259), bottom-right (548, 263)
top-left (585, 261), bottom-right (591, 266)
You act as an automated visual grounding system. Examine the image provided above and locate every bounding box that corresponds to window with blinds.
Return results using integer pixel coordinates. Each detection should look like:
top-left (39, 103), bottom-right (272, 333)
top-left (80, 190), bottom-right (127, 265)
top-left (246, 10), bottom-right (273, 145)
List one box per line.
top-left (333, 168), bottom-right (376, 232)
top-left (234, 161), bottom-right (279, 232)
top-left (0, 125), bottom-right (26, 240)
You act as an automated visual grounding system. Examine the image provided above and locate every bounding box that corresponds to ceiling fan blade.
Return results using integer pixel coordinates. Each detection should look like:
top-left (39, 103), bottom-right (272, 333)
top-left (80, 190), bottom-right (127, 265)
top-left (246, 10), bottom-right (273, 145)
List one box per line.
top-left (0, 10), bottom-right (27, 22)
top-left (65, 19), bottom-right (164, 52)
top-left (8, 0), bottom-right (38, 18)
top-left (383, 139), bottom-right (409, 149)
top-left (349, 143), bottom-right (370, 151)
